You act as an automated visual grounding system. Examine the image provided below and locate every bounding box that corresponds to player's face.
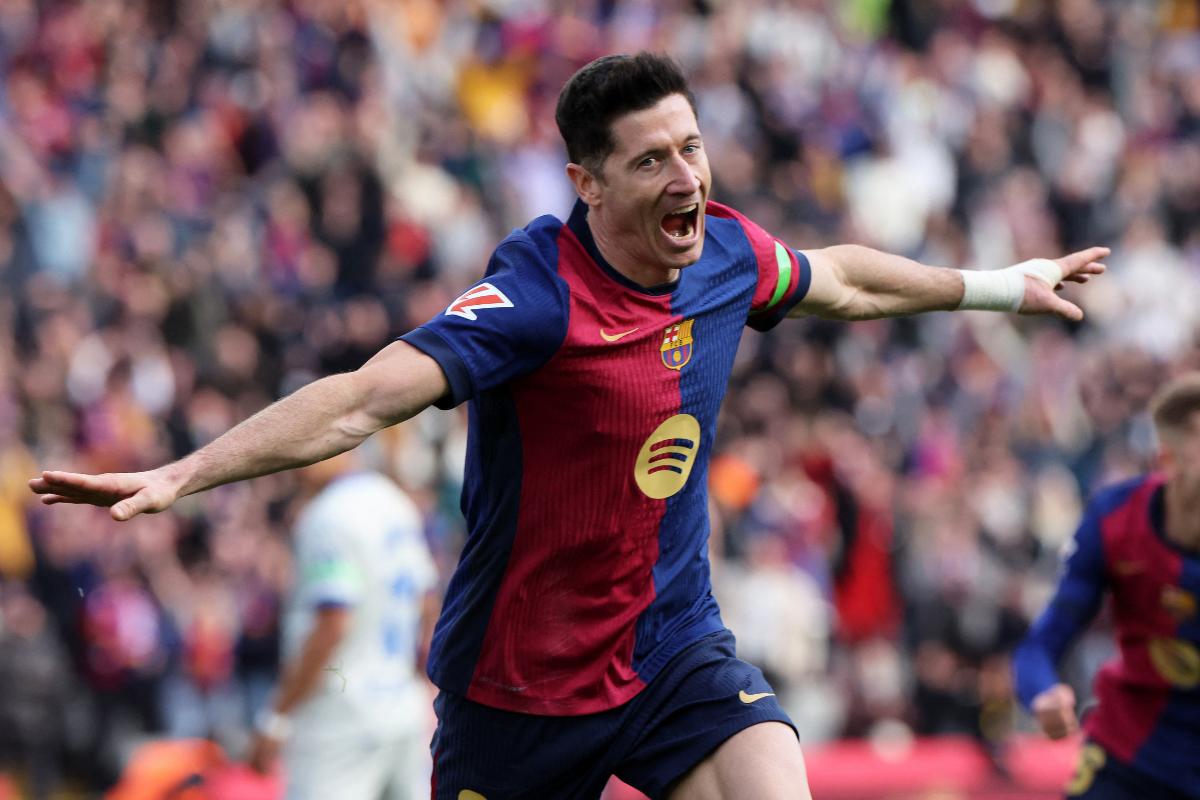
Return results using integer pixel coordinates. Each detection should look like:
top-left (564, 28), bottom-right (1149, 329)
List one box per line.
top-left (589, 93), bottom-right (710, 279)
top-left (1164, 412), bottom-right (1200, 498)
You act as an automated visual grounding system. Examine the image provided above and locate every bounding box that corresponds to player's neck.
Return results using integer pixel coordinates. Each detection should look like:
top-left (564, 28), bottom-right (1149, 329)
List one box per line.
top-left (1164, 481), bottom-right (1200, 552)
top-left (586, 216), bottom-right (679, 289)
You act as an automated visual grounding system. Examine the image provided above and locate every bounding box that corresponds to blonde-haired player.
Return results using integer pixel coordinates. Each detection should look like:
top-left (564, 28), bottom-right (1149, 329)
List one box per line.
top-left (1015, 373), bottom-right (1200, 799)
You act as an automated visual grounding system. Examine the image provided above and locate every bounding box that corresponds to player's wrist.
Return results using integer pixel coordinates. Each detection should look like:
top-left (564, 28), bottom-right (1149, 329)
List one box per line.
top-left (255, 708), bottom-right (293, 741)
top-left (957, 258), bottom-right (1063, 312)
top-left (161, 457), bottom-right (202, 500)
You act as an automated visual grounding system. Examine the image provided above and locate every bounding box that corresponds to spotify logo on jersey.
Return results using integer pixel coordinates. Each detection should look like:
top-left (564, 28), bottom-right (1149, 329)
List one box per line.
top-left (635, 414), bottom-right (701, 499)
top-left (1149, 638), bottom-right (1200, 689)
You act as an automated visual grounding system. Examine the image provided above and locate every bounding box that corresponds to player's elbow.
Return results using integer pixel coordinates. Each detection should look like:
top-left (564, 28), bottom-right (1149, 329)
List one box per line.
top-left (813, 288), bottom-right (887, 321)
top-left (335, 368), bottom-right (406, 438)
top-left (334, 406), bottom-right (385, 444)
top-left (348, 344), bottom-right (448, 429)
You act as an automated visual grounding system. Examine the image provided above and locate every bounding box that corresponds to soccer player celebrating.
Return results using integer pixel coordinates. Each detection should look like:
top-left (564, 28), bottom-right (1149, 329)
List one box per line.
top-left (1014, 373), bottom-right (1200, 800)
top-left (32, 53), bottom-right (1106, 800)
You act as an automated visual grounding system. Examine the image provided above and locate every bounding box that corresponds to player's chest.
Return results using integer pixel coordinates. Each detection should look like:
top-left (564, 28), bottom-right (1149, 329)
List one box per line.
top-left (546, 301), bottom-right (741, 404)
top-left (1108, 536), bottom-right (1200, 637)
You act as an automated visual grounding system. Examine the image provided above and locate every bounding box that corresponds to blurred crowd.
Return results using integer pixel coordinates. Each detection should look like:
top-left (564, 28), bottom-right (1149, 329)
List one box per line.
top-left (1, 0), bottom-right (1199, 796)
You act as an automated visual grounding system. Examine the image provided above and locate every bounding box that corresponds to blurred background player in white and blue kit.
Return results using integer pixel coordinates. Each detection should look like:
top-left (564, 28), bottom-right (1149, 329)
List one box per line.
top-left (248, 450), bottom-right (438, 800)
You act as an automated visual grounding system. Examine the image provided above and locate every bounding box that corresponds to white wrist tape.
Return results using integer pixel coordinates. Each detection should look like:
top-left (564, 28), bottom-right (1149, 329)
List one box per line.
top-left (957, 258), bottom-right (1063, 312)
top-left (1014, 257), bottom-right (1064, 287)
top-left (256, 709), bottom-right (292, 740)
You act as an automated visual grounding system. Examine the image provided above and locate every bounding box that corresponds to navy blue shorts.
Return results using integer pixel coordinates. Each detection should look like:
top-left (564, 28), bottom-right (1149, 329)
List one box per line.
top-left (1066, 741), bottom-right (1197, 800)
top-left (430, 628), bottom-right (796, 800)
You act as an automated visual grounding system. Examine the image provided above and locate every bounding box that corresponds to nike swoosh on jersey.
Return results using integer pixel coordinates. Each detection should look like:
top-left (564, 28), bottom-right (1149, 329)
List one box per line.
top-left (739, 690), bottom-right (775, 704)
top-left (600, 327), bottom-right (639, 342)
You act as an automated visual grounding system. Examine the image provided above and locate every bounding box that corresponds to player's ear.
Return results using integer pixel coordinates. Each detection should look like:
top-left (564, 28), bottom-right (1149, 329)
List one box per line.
top-left (566, 162), bottom-right (603, 206)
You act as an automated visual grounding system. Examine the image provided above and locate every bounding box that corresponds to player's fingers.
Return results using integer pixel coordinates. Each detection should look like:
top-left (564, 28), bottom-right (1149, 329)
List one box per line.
top-left (1065, 260), bottom-right (1108, 284)
top-left (1064, 261), bottom-right (1106, 281)
top-left (112, 495), bottom-right (143, 521)
top-left (27, 476), bottom-right (85, 495)
top-left (33, 483), bottom-right (107, 504)
top-left (112, 489), bottom-right (161, 521)
top-left (1051, 298), bottom-right (1084, 322)
top-left (40, 493), bottom-right (113, 508)
top-left (36, 472), bottom-right (97, 496)
top-left (1044, 712), bottom-right (1076, 739)
top-left (40, 470), bottom-right (118, 492)
top-left (1064, 246), bottom-right (1110, 267)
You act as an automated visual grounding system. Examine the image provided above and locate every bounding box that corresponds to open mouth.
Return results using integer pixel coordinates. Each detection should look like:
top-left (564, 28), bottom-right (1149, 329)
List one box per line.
top-left (660, 202), bottom-right (700, 242)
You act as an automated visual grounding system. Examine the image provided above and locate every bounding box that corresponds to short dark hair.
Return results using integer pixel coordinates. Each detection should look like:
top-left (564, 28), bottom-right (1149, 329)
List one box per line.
top-left (1152, 372), bottom-right (1200, 437)
top-left (555, 52), bottom-right (697, 176)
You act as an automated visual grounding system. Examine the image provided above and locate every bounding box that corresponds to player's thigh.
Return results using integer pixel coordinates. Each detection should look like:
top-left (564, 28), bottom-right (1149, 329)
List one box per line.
top-left (284, 732), bottom-right (391, 800)
top-left (431, 690), bottom-right (617, 800)
top-left (666, 721), bottom-right (810, 800)
top-left (612, 629), bottom-right (800, 799)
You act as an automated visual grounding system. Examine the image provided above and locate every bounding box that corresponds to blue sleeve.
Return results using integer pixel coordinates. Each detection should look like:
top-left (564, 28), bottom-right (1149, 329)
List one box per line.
top-left (401, 236), bottom-right (569, 408)
top-left (705, 202), bottom-right (811, 332)
top-left (1013, 497), bottom-right (1110, 710)
top-left (746, 248), bottom-right (811, 331)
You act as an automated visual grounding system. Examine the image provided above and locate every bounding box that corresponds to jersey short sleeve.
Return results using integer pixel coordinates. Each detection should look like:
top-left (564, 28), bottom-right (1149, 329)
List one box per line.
top-left (295, 505), bottom-right (365, 609)
top-left (401, 233), bottom-right (569, 408)
top-left (706, 201), bottom-right (811, 332)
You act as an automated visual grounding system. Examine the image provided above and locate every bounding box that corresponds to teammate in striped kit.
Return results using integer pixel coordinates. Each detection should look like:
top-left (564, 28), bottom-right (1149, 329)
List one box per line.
top-left (1013, 373), bottom-right (1200, 800)
top-left (31, 53), bottom-right (1107, 799)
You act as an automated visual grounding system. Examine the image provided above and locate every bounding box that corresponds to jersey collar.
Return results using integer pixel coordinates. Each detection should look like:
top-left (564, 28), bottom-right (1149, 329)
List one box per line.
top-left (566, 199), bottom-right (680, 297)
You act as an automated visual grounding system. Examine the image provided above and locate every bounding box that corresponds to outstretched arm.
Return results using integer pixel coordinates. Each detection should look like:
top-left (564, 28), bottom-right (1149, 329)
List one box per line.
top-left (29, 341), bottom-right (448, 520)
top-left (1012, 502), bottom-right (1109, 739)
top-left (792, 245), bottom-right (1108, 321)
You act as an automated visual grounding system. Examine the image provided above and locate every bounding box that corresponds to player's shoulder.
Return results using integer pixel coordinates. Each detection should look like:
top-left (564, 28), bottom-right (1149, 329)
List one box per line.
top-left (700, 199), bottom-right (784, 260)
top-left (482, 215), bottom-right (573, 312)
top-left (493, 214), bottom-right (569, 273)
top-left (702, 200), bottom-right (753, 237)
top-left (307, 473), bottom-right (419, 527)
top-left (1086, 473), bottom-right (1157, 518)
top-left (688, 200), bottom-right (754, 264)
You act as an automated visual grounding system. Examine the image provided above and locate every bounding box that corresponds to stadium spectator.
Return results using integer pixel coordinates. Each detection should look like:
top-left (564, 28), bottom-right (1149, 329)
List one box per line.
top-left (0, 581), bottom-right (71, 799)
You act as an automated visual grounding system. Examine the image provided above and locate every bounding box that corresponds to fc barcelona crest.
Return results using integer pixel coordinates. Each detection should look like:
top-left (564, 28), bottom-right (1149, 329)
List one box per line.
top-left (661, 319), bottom-right (695, 370)
top-left (1162, 586), bottom-right (1197, 622)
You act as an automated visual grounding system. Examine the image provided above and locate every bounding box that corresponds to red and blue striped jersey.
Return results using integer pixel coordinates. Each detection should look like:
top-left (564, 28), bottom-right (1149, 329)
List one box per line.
top-left (1014, 474), bottom-right (1200, 794)
top-left (401, 199), bottom-right (810, 714)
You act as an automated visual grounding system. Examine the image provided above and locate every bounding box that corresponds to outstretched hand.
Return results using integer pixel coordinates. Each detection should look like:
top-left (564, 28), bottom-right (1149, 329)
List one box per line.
top-left (1020, 246), bottom-right (1109, 321)
top-left (1031, 682), bottom-right (1079, 740)
top-left (28, 468), bottom-right (181, 521)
